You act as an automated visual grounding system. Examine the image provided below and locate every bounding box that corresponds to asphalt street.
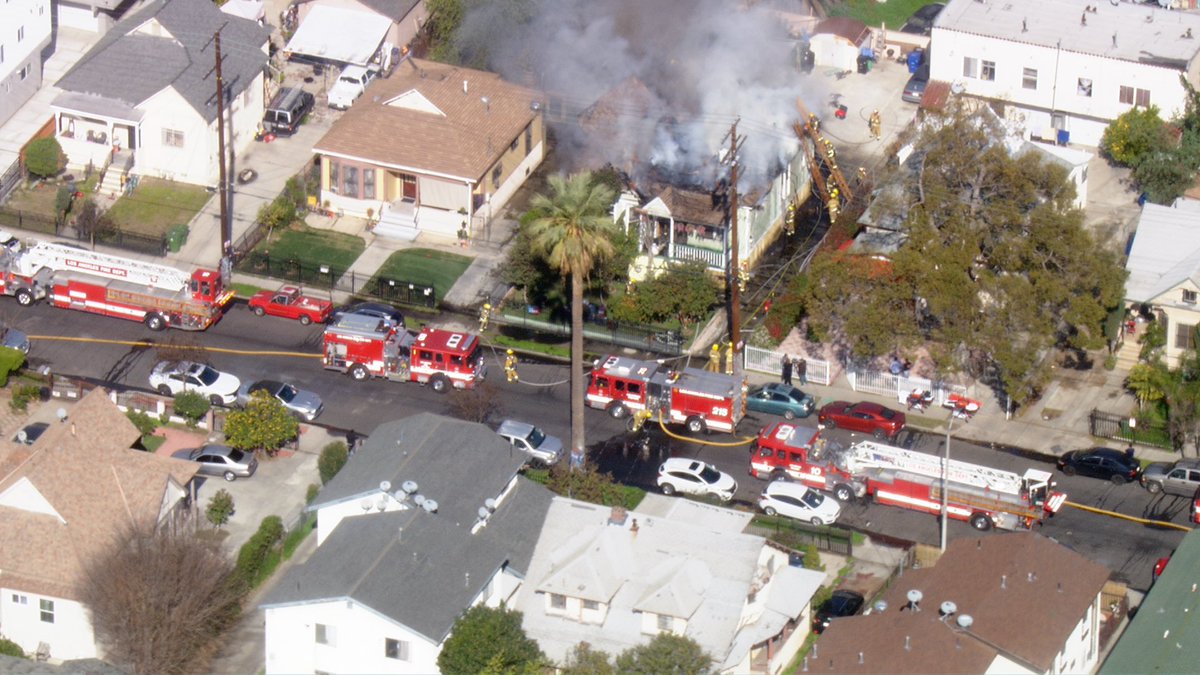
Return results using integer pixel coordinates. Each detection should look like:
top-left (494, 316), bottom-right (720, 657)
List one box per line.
top-left (8, 301), bottom-right (1188, 592)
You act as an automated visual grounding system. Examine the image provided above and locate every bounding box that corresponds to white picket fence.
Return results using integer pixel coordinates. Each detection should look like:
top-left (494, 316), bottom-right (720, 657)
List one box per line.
top-left (846, 367), bottom-right (969, 407)
top-left (743, 346), bottom-right (833, 385)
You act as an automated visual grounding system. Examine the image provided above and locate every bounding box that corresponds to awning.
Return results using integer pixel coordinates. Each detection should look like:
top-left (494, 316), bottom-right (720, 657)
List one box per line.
top-left (51, 91), bottom-right (144, 124)
top-left (220, 0), bottom-right (265, 23)
top-left (285, 6), bottom-right (391, 67)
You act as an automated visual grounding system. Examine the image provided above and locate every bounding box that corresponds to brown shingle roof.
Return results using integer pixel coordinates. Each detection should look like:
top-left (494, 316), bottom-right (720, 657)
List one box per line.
top-left (814, 17), bottom-right (871, 45)
top-left (314, 58), bottom-right (542, 182)
top-left (0, 389), bottom-right (197, 600)
top-left (656, 186), bottom-right (725, 227)
top-left (813, 533), bottom-right (1110, 674)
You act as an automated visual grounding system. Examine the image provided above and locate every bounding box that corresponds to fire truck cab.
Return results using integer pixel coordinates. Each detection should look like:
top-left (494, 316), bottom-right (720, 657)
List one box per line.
top-left (749, 422), bottom-right (860, 501)
top-left (322, 315), bottom-right (485, 392)
top-left (586, 355), bottom-right (745, 434)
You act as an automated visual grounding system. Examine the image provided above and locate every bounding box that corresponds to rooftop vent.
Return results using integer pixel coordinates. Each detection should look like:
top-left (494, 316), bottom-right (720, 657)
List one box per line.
top-left (609, 505), bottom-right (629, 526)
top-left (421, 498), bottom-right (438, 513)
top-left (957, 614), bottom-right (974, 629)
top-left (402, 480), bottom-right (419, 495)
top-left (940, 601), bottom-right (957, 617)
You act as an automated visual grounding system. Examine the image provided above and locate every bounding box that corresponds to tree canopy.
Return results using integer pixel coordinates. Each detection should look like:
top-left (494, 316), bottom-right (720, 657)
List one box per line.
top-left (437, 604), bottom-right (543, 675)
top-left (222, 390), bottom-right (299, 455)
top-left (805, 104), bottom-right (1126, 403)
top-left (613, 633), bottom-right (713, 675)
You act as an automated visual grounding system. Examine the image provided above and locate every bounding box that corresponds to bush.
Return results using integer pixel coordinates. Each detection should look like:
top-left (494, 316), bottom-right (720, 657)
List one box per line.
top-left (206, 489), bottom-right (235, 528)
top-left (1100, 106), bottom-right (1173, 168)
top-left (546, 463), bottom-right (636, 507)
top-left (125, 409), bottom-right (159, 436)
top-left (223, 390), bottom-right (298, 455)
top-left (0, 346), bottom-right (26, 387)
top-left (0, 638), bottom-right (24, 658)
top-left (233, 515), bottom-right (285, 589)
top-left (306, 483), bottom-right (321, 504)
top-left (172, 390), bottom-right (210, 426)
top-left (9, 384), bottom-right (41, 413)
top-left (25, 137), bottom-right (65, 178)
top-left (318, 441), bottom-right (348, 485)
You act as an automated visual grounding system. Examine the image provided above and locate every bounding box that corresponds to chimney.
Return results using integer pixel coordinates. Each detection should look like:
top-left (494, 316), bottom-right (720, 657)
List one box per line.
top-left (904, 636), bottom-right (911, 651)
top-left (70, 423), bottom-right (76, 437)
top-left (1001, 574), bottom-right (1007, 589)
top-left (609, 505), bottom-right (628, 526)
top-left (463, 79), bottom-right (468, 94)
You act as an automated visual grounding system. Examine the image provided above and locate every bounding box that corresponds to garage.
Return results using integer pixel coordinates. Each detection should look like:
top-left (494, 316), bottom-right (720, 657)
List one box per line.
top-left (284, 5), bottom-right (391, 67)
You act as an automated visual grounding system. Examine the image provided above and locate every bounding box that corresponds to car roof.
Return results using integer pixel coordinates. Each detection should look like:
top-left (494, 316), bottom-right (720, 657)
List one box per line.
top-left (497, 420), bottom-right (534, 436)
top-left (662, 457), bottom-right (703, 471)
top-left (763, 383), bottom-right (800, 394)
top-left (765, 480), bottom-right (813, 498)
top-left (1082, 447), bottom-right (1126, 460)
top-left (850, 401), bottom-right (884, 412)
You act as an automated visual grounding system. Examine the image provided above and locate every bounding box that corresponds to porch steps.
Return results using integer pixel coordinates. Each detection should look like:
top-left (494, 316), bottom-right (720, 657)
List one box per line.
top-left (1114, 336), bottom-right (1141, 372)
top-left (373, 203), bottom-right (419, 241)
top-left (98, 167), bottom-right (124, 198)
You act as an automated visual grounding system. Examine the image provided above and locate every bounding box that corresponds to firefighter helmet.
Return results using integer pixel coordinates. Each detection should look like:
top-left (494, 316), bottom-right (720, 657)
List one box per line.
top-left (507, 349), bottom-right (514, 355)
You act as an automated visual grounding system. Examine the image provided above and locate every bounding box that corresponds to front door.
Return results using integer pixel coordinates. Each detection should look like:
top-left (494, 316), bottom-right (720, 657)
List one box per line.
top-left (385, 171), bottom-right (418, 203)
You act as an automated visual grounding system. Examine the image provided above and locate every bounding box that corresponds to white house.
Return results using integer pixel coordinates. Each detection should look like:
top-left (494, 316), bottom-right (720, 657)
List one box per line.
top-left (930, 0), bottom-right (1200, 146)
top-left (0, 389), bottom-right (197, 662)
top-left (0, 0), bottom-right (52, 126)
top-left (50, 0), bottom-right (270, 189)
top-left (516, 495), bottom-right (825, 675)
top-left (813, 532), bottom-right (1111, 675)
top-left (285, 0), bottom-right (428, 67)
top-left (1124, 197), bottom-right (1200, 368)
top-left (261, 413), bottom-right (552, 675)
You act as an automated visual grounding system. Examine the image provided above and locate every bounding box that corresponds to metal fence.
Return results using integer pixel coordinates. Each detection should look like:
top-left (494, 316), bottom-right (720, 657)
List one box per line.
top-left (0, 161), bottom-right (22, 204)
top-left (747, 516), bottom-right (853, 556)
top-left (0, 207), bottom-right (57, 235)
top-left (236, 250), bottom-right (438, 309)
top-left (1089, 408), bottom-right (1173, 450)
top-left (0, 206), bottom-right (168, 255)
top-left (846, 366), bottom-right (969, 407)
top-left (744, 345), bottom-right (833, 385)
top-left (496, 311), bottom-right (685, 356)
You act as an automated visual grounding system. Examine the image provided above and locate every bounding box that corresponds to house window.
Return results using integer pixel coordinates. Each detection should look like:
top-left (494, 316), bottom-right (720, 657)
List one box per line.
top-left (657, 613), bottom-right (672, 632)
top-left (1, 44), bottom-right (5, 64)
top-left (342, 165), bottom-right (359, 198)
top-left (18, 26), bottom-right (25, 41)
top-left (1175, 323), bottom-right (1196, 350)
top-left (315, 623), bottom-right (335, 646)
top-left (1184, 290), bottom-right (1197, 305)
top-left (39, 599), bottom-right (54, 623)
top-left (363, 168), bottom-right (375, 199)
top-left (19, 64), bottom-right (29, 81)
top-left (525, 124), bottom-right (532, 155)
top-left (981, 60), bottom-right (996, 81)
top-left (1077, 78), bottom-right (1093, 97)
top-left (963, 57), bottom-right (977, 79)
top-left (492, 165), bottom-right (502, 189)
top-left (328, 162), bottom-right (339, 193)
top-left (1136, 88), bottom-right (1151, 107)
top-left (11, 594), bottom-right (27, 605)
top-left (583, 600), bottom-right (599, 610)
top-left (550, 593), bottom-right (567, 609)
top-left (385, 638), bottom-right (409, 661)
top-left (1022, 68), bottom-right (1038, 90)
top-left (1119, 86), bottom-right (1134, 105)
top-left (162, 129), bottom-right (184, 148)
top-left (510, 137), bottom-right (519, 152)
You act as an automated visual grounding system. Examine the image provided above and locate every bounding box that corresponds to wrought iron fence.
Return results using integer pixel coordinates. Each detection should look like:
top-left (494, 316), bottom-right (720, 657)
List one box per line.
top-left (496, 310), bottom-right (685, 356)
top-left (236, 250), bottom-right (437, 309)
top-left (0, 207), bottom-right (57, 235)
top-left (92, 227), bottom-right (168, 256)
top-left (1089, 408), bottom-right (1173, 450)
top-left (747, 515), bottom-right (854, 556)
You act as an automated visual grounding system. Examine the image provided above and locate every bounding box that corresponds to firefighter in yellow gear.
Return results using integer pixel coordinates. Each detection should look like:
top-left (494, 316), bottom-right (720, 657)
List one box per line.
top-left (827, 188), bottom-right (841, 223)
top-left (725, 341), bottom-right (735, 375)
top-left (629, 407), bottom-right (653, 433)
top-left (504, 349), bottom-right (519, 382)
top-left (785, 202), bottom-right (796, 236)
top-left (707, 343), bottom-right (722, 372)
top-left (857, 166), bottom-right (868, 184)
top-left (824, 139), bottom-right (837, 170)
top-left (478, 303), bottom-right (491, 332)
top-left (737, 261), bottom-right (749, 293)
top-left (807, 112), bottom-right (819, 134)
top-left (868, 110), bottom-right (882, 140)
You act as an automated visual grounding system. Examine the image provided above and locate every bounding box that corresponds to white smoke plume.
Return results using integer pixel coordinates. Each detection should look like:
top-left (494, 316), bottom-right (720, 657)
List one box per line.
top-left (456, 0), bottom-right (812, 190)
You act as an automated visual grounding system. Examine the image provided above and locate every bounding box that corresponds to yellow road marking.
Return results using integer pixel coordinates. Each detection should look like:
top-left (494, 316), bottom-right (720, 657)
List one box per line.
top-left (1064, 500), bottom-right (1193, 532)
top-left (28, 335), bottom-right (320, 358)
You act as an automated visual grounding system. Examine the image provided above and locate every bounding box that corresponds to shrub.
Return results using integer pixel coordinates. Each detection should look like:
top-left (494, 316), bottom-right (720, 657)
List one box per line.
top-left (0, 346), bottom-right (26, 387)
top-left (0, 638), bottom-right (24, 658)
top-left (125, 409), bottom-right (159, 436)
top-left (206, 489), bottom-right (235, 528)
top-left (25, 137), bottom-right (66, 178)
top-left (318, 441), bottom-right (348, 485)
top-left (172, 390), bottom-right (210, 426)
top-left (9, 384), bottom-right (41, 413)
top-left (233, 515), bottom-right (285, 589)
top-left (223, 390), bottom-right (298, 455)
top-left (305, 483), bottom-right (321, 504)
top-left (1101, 106), bottom-right (1173, 168)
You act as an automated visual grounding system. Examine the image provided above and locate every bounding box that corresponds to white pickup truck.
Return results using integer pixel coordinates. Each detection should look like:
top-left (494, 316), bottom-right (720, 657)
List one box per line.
top-left (328, 64), bottom-right (379, 110)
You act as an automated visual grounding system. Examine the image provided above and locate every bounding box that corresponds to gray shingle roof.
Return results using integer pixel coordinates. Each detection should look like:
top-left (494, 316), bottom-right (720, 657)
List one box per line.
top-left (312, 412), bottom-right (529, 528)
top-left (55, 0), bottom-right (270, 122)
top-left (1125, 200), bottom-right (1200, 303)
top-left (261, 476), bottom-right (554, 643)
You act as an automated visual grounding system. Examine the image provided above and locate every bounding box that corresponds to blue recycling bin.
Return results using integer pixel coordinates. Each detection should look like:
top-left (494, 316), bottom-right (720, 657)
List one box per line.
top-left (907, 49), bottom-right (924, 73)
top-left (1057, 129), bottom-right (1070, 146)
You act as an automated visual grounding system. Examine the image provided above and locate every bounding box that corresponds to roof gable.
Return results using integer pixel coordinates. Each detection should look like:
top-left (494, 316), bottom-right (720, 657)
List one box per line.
top-left (1125, 201), bottom-right (1200, 303)
top-left (0, 476), bottom-right (62, 521)
top-left (385, 89), bottom-right (445, 116)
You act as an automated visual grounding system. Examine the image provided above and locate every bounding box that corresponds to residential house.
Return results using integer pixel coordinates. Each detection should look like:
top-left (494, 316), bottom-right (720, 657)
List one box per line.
top-left (931, 0), bottom-right (1200, 147)
top-left (50, 0), bottom-right (270, 191)
top-left (261, 412), bottom-right (552, 674)
top-left (57, 0), bottom-right (132, 33)
top-left (0, 389), bottom-right (198, 662)
top-left (0, 0), bottom-right (52, 127)
top-left (516, 494), bottom-right (825, 675)
top-left (1124, 197), bottom-right (1200, 368)
top-left (809, 17), bottom-right (872, 74)
top-left (813, 532), bottom-right (1111, 674)
top-left (314, 57), bottom-right (545, 241)
top-left (285, 0), bottom-right (427, 67)
top-left (1099, 529), bottom-right (1200, 674)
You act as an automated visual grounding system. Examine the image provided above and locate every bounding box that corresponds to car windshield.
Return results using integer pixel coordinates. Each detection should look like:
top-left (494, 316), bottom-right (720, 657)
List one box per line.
top-left (527, 427), bottom-right (546, 447)
top-left (699, 465), bottom-right (723, 483)
top-left (338, 75), bottom-right (359, 85)
top-left (877, 407), bottom-right (896, 419)
top-left (801, 490), bottom-right (825, 508)
top-left (278, 384), bottom-right (297, 402)
top-left (225, 448), bottom-right (245, 462)
top-left (197, 366), bottom-right (219, 386)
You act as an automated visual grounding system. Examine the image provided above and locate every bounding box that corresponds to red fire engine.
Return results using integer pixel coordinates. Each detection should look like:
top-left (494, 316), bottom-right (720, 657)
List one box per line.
top-left (749, 422), bottom-right (1066, 531)
top-left (585, 355), bottom-right (745, 434)
top-left (0, 241), bottom-right (232, 330)
top-left (322, 314), bottom-right (486, 392)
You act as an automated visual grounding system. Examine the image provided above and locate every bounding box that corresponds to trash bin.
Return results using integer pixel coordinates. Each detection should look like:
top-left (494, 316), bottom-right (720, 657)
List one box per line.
top-left (908, 49), bottom-right (924, 73)
top-left (166, 224), bottom-right (189, 253)
top-left (857, 54), bottom-right (871, 74)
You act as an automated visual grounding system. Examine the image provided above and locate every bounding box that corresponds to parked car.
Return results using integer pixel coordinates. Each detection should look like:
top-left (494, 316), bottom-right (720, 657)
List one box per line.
top-left (759, 480), bottom-right (841, 526)
top-left (496, 420), bottom-right (565, 466)
top-left (656, 457), bottom-right (737, 501)
top-left (818, 401), bottom-right (906, 439)
top-left (12, 422), bottom-right (48, 445)
top-left (900, 2), bottom-right (946, 34)
top-left (1141, 458), bottom-right (1200, 496)
top-left (171, 444), bottom-right (257, 481)
top-left (248, 285), bottom-right (332, 325)
top-left (902, 63), bottom-right (931, 104)
top-left (1056, 447), bottom-right (1140, 484)
top-left (746, 383), bottom-right (816, 420)
top-left (327, 64), bottom-right (379, 110)
top-left (237, 379), bottom-right (324, 421)
top-left (812, 590), bottom-right (865, 634)
top-left (149, 360), bottom-right (241, 405)
top-left (0, 323), bottom-right (30, 353)
top-left (262, 86), bottom-right (314, 136)
top-left (329, 301), bottom-right (405, 328)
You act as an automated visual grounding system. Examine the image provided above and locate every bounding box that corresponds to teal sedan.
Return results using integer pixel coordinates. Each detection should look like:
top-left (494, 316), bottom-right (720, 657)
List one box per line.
top-left (746, 383), bottom-right (816, 419)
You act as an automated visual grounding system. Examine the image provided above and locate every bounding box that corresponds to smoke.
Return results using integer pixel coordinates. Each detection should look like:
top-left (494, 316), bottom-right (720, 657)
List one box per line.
top-left (456, 0), bottom-right (811, 190)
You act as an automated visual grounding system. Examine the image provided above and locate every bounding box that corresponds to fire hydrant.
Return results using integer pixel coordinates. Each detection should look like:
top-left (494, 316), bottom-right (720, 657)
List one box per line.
top-left (504, 349), bottom-right (519, 382)
top-left (478, 303), bottom-right (492, 332)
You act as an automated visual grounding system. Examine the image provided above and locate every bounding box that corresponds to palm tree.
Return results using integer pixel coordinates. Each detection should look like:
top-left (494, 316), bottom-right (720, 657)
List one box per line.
top-left (527, 172), bottom-right (618, 467)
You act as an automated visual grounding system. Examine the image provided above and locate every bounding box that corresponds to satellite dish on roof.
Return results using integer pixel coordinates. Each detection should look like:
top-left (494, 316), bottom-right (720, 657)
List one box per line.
top-left (380, 480), bottom-right (392, 492)
top-left (957, 614), bottom-right (975, 629)
top-left (484, 498), bottom-right (497, 511)
top-left (402, 480), bottom-right (419, 494)
top-left (874, 599), bottom-right (889, 613)
top-left (422, 499), bottom-right (438, 513)
top-left (413, 494), bottom-right (427, 507)
top-left (16, 430), bottom-right (27, 444)
top-left (951, 81), bottom-right (966, 95)
top-left (56, 408), bottom-right (68, 423)
top-left (478, 506), bottom-right (491, 520)
top-left (360, 498), bottom-right (373, 513)
top-left (907, 589), bottom-right (923, 604)
top-left (940, 601), bottom-right (957, 616)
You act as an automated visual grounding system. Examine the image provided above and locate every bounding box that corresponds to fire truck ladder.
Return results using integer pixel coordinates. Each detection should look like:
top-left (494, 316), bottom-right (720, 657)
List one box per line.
top-left (18, 242), bottom-right (193, 292)
top-left (843, 440), bottom-right (1024, 495)
top-left (793, 99), bottom-right (853, 206)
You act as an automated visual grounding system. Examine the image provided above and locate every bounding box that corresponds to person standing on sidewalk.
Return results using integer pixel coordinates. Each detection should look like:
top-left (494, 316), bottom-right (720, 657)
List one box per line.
top-left (869, 110), bottom-right (882, 140)
top-left (781, 354), bottom-right (793, 385)
top-left (796, 357), bottom-right (808, 385)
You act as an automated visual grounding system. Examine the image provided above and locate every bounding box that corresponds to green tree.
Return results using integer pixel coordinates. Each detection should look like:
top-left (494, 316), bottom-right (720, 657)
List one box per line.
top-left (0, 346), bottom-right (26, 387)
top-left (0, 638), bottom-right (24, 658)
top-left (561, 642), bottom-right (614, 675)
top-left (24, 137), bottom-right (65, 178)
top-left (437, 605), bottom-right (543, 675)
top-left (206, 489), bottom-right (235, 528)
top-left (172, 390), bottom-right (210, 426)
top-left (317, 441), bottom-right (348, 485)
top-left (1134, 149), bottom-right (1195, 204)
top-left (611, 261), bottom-right (719, 328)
top-left (1100, 106), bottom-right (1173, 168)
top-left (527, 172), bottom-right (618, 466)
top-left (223, 390), bottom-right (299, 456)
top-left (546, 462), bottom-right (633, 506)
top-left (55, 185), bottom-right (74, 226)
top-left (425, 0), bottom-right (465, 63)
top-left (73, 198), bottom-right (116, 245)
top-left (614, 634), bottom-right (712, 675)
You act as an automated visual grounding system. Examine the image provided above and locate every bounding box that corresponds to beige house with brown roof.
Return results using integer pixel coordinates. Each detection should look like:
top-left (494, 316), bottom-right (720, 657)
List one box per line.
top-left (314, 58), bottom-right (546, 241)
top-left (0, 389), bottom-right (198, 662)
top-left (813, 533), bottom-right (1111, 675)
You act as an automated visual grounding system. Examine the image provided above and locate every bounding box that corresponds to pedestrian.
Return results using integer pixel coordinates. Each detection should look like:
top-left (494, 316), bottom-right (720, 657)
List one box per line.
top-left (890, 356), bottom-right (903, 376)
top-left (1125, 444), bottom-right (1135, 461)
top-left (796, 357), bottom-right (808, 385)
top-left (869, 110), bottom-right (882, 140)
top-left (781, 354), bottom-right (793, 385)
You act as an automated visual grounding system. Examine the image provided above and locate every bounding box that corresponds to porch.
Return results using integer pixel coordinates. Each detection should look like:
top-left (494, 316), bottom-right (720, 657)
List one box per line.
top-left (52, 92), bottom-right (142, 178)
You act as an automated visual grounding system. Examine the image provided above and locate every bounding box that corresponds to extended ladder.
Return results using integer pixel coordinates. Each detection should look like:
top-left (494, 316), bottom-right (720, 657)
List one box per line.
top-left (842, 440), bottom-right (1024, 495)
top-left (16, 242), bottom-right (192, 292)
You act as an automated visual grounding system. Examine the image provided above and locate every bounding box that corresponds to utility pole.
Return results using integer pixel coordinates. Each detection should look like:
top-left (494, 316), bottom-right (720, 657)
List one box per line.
top-left (204, 27), bottom-right (232, 280)
top-left (723, 121), bottom-right (745, 372)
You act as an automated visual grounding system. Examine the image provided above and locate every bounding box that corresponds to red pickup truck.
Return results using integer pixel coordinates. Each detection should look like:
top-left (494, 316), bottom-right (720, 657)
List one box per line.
top-left (248, 285), bottom-right (332, 325)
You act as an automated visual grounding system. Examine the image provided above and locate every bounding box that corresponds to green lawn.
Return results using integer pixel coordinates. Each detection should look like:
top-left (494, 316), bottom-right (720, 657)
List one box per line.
top-left (254, 226), bottom-right (366, 274)
top-left (828, 0), bottom-right (928, 29)
top-left (105, 177), bottom-right (211, 236)
top-left (367, 248), bottom-right (472, 304)
top-left (4, 175), bottom-right (99, 217)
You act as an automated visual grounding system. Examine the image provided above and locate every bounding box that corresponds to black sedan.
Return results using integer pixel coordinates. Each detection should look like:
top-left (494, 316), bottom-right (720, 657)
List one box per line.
top-left (813, 589), bottom-right (865, 634)
top-left (1056, 447), bottom-right (1140, 484)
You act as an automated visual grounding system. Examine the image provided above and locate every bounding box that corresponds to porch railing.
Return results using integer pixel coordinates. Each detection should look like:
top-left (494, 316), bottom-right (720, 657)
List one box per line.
top-left (672, 242), bottom-right (726, 269)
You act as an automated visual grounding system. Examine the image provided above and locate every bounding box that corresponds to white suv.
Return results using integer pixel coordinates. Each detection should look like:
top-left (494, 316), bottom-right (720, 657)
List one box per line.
top-left (327, 64), bottom-right (378, 110)
top-left (656, 458), bottom-right (737, 501)
top-left (758, 480), bottom-right (842, 526)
